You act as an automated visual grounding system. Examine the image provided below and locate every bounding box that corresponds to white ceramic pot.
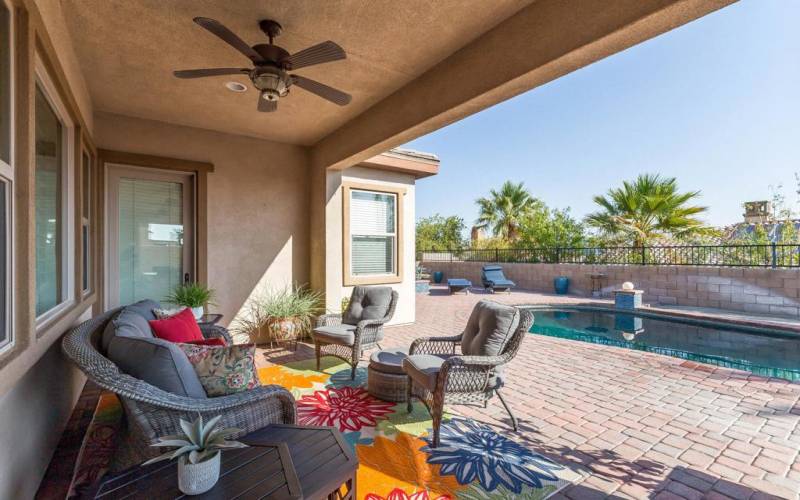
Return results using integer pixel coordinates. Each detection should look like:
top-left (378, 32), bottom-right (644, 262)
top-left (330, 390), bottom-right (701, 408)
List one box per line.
top-left (178, 452), bottom-right (220, 495)
top-left (191, 306), bottom-right (204, 320)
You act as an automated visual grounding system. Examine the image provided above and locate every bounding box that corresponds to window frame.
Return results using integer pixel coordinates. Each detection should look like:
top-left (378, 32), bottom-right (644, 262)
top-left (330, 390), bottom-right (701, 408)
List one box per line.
top-left (0, 0), bottom-right (13, 354)
top-left (80, 143), bottom-right (94, 297)
top-left (342, 182), bottom-right (404, 286)
top-left (34, 54), bottom-right (76, 328)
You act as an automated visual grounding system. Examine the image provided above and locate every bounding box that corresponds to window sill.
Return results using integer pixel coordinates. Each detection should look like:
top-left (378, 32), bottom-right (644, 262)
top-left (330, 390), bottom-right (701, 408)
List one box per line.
top-left (344, 275), bottom-right (402, 286)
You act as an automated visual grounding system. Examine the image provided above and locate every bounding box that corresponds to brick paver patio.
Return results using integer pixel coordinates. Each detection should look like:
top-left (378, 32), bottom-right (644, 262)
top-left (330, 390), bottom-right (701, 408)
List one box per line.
top-left (262, 288), bottom-right (800, 499)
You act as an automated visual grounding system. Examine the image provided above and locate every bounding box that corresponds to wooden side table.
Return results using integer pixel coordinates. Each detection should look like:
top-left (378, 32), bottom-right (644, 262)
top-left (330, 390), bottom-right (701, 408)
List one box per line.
top-left (197, 313), bottom-right (223, 327)
top-left (89, 442), bottom-right (301, 499)
top-left (87, 424), bottom-right (358, 500)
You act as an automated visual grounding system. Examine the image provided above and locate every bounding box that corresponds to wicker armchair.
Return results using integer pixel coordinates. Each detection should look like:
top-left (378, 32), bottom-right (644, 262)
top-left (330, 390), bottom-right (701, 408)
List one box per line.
top-left (313, 287), bottom-right (399, 380)
top-left (62, 308), bottom-right (296, 469)
top-left (404, 301), bottom-right (533, 447)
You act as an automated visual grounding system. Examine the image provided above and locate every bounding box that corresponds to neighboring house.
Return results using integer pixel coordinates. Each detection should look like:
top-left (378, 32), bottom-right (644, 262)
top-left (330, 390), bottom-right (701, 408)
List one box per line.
top-left (0, 0), bottom-right (734, 497)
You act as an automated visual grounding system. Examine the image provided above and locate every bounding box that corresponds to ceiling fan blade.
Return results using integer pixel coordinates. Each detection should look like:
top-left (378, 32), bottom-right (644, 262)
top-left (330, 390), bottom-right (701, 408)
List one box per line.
top-left (193, 17), bottom-right (263, 64)
top-left (287, 41), bottom-right (346, 70)
top-left (257, 93), bottom-right (278, 112)
top-left (174, 68), bottom-right (249, 79)
top-left (291, 75), bottom-right (351, 106)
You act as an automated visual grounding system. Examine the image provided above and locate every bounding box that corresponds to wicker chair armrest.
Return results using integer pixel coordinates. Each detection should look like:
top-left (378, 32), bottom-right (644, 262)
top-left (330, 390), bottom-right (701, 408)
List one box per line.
top-left (409, 334), bottom-right (462, 355)
top-left (199, 324), bottom-right (233, 344)
top-left (140, 383), bottom-right (296, 416)
top-left (438, 355), bottom-right (503, 394)
top-left (356, 318), bottom-right (387, 330)
top-left (316, 313), bottom-right (343, 327)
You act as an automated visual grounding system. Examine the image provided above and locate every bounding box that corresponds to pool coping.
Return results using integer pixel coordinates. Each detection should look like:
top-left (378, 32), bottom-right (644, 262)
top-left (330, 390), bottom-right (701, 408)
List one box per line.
top-left (518, 301), bottom-right (800, 337)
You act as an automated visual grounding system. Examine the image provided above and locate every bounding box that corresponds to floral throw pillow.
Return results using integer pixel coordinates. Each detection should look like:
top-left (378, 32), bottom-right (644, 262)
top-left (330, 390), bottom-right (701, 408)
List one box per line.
top-left (178, 343), bottom-right (259, 397)
top-left (153, 307), bottom-right (185, 319)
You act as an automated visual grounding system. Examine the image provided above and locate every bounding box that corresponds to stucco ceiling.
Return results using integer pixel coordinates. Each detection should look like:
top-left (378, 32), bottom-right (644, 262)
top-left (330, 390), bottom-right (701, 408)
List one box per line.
top-left (63, 0), bottom-right (534, 146)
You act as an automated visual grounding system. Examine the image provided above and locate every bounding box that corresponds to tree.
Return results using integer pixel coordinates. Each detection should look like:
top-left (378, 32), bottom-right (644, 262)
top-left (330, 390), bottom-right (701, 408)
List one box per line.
top-left (585, 174), bottom-right (713, 246)
top-left (415, 214), bottom-right (465, 251)
top-left (475, 181), bottom-right (539, 242)
top-left (518, 205), bottom-right (586, 248)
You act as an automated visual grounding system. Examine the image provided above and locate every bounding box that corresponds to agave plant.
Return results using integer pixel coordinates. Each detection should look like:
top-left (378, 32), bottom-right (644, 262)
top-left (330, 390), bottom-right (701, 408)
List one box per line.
top-left (143, 414), bottom-right (247, 465)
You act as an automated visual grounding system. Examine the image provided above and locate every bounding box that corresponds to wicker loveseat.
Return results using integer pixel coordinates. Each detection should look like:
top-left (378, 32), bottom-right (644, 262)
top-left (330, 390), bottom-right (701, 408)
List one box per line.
top-left (62, 306), bottom-right (296, 469)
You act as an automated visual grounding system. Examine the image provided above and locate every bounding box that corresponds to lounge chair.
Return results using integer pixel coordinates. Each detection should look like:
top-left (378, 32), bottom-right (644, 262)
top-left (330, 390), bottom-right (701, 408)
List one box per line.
top-left (403, 300), bottom-right (533, 447)
top-left (313, 286), bottom-right (399, 380)
top-left (481, 265), bottom-right (515, 293)
top-left (447, 278), bottom-right (472, 294)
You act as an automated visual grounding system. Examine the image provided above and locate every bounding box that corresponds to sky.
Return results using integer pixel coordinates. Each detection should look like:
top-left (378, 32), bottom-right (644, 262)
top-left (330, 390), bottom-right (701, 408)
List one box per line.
top-left (404, 0), bottom-right (800, 231)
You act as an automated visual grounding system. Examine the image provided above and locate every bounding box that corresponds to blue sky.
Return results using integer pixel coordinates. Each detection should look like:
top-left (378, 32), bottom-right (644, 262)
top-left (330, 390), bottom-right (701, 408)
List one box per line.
top-left (405, 0), bottom-right (800, 230)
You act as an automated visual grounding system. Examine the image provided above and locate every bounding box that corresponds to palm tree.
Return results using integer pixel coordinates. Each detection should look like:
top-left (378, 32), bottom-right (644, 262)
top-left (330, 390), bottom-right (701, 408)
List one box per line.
top-left (585, 174), bottom-right (712, 247)
top-left (475, 181), bottom-right (539, 242)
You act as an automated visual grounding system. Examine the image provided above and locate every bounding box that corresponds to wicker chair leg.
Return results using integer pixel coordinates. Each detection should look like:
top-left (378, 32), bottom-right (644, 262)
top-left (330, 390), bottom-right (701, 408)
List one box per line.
top-left (406, 378), bottom-right (414, 413)
top-left (496, 388), bottom-right (518, 431)
top-left (431, 403), bottom-right (443, 448)
top-left (315, 342), bottom-right (321, 371)
top-left (350, 363), bottom-right (357, 380)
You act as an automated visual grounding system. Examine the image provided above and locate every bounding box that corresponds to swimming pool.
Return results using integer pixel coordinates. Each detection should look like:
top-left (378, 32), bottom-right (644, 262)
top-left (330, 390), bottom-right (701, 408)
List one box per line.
top-left (525, 306), bottom-right (800, 381)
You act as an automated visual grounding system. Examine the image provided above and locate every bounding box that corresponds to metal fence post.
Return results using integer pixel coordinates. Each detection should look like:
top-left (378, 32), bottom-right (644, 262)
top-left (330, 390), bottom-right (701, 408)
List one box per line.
top-left (495, 248), bottom-right (499, 262)
top-left (555, 247), bottom-right (560, 264)
top-left (771, 242), bottom-right (777, 269)
top-left (641, 245), bottom-right (646, 265)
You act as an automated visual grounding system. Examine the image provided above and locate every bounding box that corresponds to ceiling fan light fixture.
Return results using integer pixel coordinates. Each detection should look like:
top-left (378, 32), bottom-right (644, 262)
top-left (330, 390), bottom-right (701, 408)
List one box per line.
top-left (252, 67), bottom-right (290, 97)
top-left (225, 81), bottom-right (248, 93)
top-left (262, 89), bottom-right (280, 101)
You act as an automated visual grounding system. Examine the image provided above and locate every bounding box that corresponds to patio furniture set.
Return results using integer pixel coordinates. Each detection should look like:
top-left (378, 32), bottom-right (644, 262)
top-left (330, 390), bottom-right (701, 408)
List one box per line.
top-left (61, 278), bottom-right (529, 495)
top-left (445, 264), bottom-right (517, 294)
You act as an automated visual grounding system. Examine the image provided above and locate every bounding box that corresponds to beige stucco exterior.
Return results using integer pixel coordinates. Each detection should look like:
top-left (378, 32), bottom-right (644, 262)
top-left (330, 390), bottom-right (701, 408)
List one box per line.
top-left (0, 0), bottom-right (738, 495)
top-left (325, 166), bottom-right (418, 324)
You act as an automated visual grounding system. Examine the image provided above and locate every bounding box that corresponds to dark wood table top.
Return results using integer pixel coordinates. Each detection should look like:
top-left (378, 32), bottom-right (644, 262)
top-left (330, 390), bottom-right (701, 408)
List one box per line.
top-left (88, 424), bottom-right (357, 500)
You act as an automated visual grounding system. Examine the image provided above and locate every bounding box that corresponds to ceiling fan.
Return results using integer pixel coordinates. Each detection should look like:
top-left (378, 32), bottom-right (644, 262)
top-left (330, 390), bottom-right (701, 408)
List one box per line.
top-left (174, 17), bottom-right (351, 112)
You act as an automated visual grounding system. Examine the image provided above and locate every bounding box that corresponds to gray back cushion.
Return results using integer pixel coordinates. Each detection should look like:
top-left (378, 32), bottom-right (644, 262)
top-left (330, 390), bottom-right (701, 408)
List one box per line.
top-left (343, 286), bottom-right (393, 325)
top-left (101, 300), bottom-right (161, 353)
top-left (461, 300), bottom-right (520, 356)
top-left (107, 336), bottom-right (207, 399)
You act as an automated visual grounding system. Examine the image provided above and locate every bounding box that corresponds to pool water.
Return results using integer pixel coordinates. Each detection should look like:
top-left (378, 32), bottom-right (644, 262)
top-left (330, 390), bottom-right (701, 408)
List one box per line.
top-left (526, 307), bottom-right (800, 381)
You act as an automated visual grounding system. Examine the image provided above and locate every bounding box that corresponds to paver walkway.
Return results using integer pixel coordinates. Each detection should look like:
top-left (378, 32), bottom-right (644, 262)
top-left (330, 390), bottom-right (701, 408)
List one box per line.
top-left (262, 287), bottom-right (800, 499)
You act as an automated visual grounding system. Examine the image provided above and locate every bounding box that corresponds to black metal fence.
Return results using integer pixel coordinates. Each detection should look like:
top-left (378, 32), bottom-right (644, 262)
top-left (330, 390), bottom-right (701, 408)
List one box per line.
top-left (417, 244), bottom-right (800, 268)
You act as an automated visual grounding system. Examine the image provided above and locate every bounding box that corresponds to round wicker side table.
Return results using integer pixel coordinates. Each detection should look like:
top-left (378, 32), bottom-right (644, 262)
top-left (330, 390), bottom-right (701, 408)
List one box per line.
top-left (367, 347), bottom-right (409, 402)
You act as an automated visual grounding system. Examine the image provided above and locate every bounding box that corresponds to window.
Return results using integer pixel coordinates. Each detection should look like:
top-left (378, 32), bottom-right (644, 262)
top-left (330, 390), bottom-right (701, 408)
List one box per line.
top-left (0, 0), bottom-right (12, 351)
top-left (81, 150), bottom-right (92, 294)
top-left (35, 58), bottom-right (74, 323)
top-left (343, 184), bottom-right (404, 285)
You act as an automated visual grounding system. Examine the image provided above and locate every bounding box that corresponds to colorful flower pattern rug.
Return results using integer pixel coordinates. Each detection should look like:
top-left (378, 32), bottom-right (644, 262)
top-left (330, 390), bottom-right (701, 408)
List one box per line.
top-left (258, 358), bottom-right (581, 499)
top-left (61, 358), bottom-right (580, 498)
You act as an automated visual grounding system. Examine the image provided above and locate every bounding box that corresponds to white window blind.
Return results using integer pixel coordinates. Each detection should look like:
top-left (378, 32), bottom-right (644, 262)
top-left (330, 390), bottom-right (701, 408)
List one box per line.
top-left (350, 190), bottom-right (396, 276)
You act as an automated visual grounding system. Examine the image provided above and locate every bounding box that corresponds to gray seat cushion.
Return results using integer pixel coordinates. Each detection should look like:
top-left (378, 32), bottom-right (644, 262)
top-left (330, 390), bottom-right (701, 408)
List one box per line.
top-left (107, 335), bottom-right (207, 398)
top-left (343, 286), bottom-right (393, 325)
top-left (101, 300), bottom-right (161, 353)
top-left (312, 324), bottom-right (357, 346)
top-left (461, 300), bottom-right (520, 356)
top-left (403, 354), bottom-right (502, 391)
top-left (369, 347), bottom-right (409, 375)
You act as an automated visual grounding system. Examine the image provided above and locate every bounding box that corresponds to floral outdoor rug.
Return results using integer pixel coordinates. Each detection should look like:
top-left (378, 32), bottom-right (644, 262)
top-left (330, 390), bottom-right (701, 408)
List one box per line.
top-left (258, 358), bottom-right (581, 499)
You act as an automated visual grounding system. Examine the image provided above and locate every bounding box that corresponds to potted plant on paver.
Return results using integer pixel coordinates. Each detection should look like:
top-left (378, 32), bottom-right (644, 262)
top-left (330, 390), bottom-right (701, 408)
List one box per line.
top-left (165, 282), bottom-right (216, 320)
top-left (416, 262), bottom-right (431, 294)
top-left (143, 414), bottom-right (247, 495)
top-left (236, 285), bottom-right (322, 347)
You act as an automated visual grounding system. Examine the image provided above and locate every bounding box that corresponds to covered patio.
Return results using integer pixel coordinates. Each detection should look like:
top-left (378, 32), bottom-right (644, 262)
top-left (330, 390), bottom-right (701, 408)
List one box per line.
top-left (5, 0), bottom-right (787, 498)
top-left (41, 289), bottom-right (800, 498)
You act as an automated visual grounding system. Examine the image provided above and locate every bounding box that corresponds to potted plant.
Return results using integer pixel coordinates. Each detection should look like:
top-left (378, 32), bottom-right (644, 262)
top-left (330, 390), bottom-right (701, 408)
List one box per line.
top-left (416, 262), bottom-right (431, 294)
top-left (143, 414), bottom-right (247, 495)
top-left (235, 285), bottom-right (322, 347)
top-left (165, 282), bottom-right (216, 320)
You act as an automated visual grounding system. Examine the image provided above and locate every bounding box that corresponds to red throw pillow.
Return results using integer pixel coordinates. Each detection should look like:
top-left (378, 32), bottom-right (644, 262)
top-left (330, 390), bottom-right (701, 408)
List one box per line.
top-left (149, 308), bottom-right (203, 343)
top-left (184, 337), bottom-right (227, 348)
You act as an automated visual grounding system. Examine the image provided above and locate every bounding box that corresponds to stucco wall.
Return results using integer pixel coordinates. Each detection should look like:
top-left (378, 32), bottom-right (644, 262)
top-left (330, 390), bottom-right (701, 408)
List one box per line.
top-left (94, 112), bottom-right (310, 326)
top-left (423, 261), bottom-right (800, 318)
top-left (326, 166), bottom-right (416, 324)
